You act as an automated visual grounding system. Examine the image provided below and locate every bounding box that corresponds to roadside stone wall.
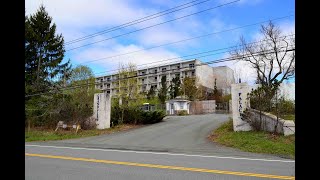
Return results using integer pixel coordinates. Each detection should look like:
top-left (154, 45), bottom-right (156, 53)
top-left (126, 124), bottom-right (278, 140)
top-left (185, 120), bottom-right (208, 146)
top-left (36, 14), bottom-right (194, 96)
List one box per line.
top-left (245, 108), bottom-right (295, 136)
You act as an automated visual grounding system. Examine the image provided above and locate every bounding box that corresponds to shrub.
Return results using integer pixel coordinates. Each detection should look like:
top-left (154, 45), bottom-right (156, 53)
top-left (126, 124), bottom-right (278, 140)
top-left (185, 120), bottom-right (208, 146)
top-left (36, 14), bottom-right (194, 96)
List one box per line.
top-left (140, 110), bottom-right (166, 124)
top-left (278, 98), bottom-right (295, 115)
top-left (177, 110), bottom-right (188, 116)
top-left (111, 104), bottom-right (165, 125)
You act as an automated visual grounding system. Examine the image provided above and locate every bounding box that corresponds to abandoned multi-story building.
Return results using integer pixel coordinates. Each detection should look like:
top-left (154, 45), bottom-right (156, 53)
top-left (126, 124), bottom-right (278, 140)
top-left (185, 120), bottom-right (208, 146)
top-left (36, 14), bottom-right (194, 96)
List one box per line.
top-left (95, 59), bottom-right (235, 96)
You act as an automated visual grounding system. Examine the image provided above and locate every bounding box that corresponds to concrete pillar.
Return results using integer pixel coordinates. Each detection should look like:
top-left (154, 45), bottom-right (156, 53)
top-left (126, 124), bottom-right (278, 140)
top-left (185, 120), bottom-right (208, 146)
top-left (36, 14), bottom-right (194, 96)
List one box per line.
top-left (229, 100), bottom-right (232, 114)
top-left (231, 83), bottom-right (252, 131)
top-left (93, 92), bottom-right (111, 129)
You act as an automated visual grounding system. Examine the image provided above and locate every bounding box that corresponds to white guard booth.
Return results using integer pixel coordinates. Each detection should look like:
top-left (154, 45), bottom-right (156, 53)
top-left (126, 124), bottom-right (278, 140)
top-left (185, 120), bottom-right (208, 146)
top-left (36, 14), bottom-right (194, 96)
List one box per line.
top-left (166, 97), bottom-right (190, 115)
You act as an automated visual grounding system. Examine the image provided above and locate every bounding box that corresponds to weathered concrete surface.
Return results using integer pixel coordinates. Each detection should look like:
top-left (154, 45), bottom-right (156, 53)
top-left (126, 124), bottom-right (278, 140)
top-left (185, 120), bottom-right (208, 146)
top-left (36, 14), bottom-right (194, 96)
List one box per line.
top-left (247, 109), bottom-right (295, 136)
top-left (231, 83), bottom-right (252, 131)
top-left (93, 92), bottom-right (111, 129)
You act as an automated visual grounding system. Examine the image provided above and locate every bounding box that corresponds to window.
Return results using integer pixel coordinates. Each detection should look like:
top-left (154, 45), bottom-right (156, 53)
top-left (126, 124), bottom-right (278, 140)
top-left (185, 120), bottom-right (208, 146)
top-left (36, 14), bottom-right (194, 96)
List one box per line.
top-left (142, 79), bottom-right (144, 82)
top-left (107, 77), bottom-right (110, 81)
top-left (185, 72), bottom-right (188, 76)
top-left (177, 65), bottom-right (180, 69)
top-left (180, 103), bottom-right (183, 109)
top-left (107, 91), bottom-right (110, 94)
top-left (154, 69), bottom-right (157, 74)
top-left (155, 77), bottom-right (157, 80)
top-left (100, 79), bottom-right (103, 82)
top-left (142, 71), bottom-right (145, 75)
top-left (192, 71), bottom-right (195, 76)
top-left (162, 68), bottom-right (166, 72)
top-left (176, 73), bottom-right (180, 78)
top-left (100, 85), bottom-right (103, 89)
top-left (189, 63), bottom-right (194, 68)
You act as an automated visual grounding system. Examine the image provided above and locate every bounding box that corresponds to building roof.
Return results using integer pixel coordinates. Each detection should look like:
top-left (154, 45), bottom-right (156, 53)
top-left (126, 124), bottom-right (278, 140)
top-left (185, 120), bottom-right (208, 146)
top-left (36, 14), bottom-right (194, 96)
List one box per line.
top-left (166, 96), bottom-right (190, 102)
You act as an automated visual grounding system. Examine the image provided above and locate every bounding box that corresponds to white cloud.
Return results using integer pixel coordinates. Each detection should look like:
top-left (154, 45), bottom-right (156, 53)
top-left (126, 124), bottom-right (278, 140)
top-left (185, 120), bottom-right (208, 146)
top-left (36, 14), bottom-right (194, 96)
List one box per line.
top-left (25, 0), bottom-right (154, 28)
top-left (136, 25), bottom-right (190, 46)
top-left (71, 44), bottom-right (180, 74)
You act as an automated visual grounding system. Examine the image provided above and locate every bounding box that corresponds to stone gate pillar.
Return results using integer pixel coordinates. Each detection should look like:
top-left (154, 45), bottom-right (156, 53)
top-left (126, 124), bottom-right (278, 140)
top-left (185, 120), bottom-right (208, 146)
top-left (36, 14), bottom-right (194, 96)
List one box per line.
top-left (93, 92), bottom-right (111, 129)
top-left (231, 83), bottom-right (252, 131)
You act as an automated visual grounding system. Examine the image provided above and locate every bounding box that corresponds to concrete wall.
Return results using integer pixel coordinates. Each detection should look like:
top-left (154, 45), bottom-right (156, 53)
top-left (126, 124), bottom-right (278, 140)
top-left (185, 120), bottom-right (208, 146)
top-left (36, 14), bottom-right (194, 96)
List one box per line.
top-left (189, 100), bottom-right (216, 114)
top-left (245, 109), bottom-right (295, 136)
top-left (231, 83), bottom-right (253, 131)
top-left (93, 92), bottom-right (111, 129)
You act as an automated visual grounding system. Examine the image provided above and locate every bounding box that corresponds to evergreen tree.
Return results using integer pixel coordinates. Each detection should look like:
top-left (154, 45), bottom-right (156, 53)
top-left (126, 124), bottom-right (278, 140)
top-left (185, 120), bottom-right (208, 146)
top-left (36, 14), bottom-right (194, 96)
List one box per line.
top-left (169, 76), bottom-right (181, 99)
top-left (147, 86), bottom-right (155, 100)
top-left (212, 78), bottom-right (222, 102)
top-left (25, 5), bottom-right (66, 93)
top-left (158, 76), bottom-right (168, 103)
top-left (25, 5), bottom-right (69, 128)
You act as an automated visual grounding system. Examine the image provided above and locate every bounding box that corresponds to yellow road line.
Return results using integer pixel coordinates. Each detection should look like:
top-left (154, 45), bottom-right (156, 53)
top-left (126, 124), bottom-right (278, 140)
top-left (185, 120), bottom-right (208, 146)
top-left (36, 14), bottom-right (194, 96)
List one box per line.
top-left (25, 153), bottom-right (295, 180)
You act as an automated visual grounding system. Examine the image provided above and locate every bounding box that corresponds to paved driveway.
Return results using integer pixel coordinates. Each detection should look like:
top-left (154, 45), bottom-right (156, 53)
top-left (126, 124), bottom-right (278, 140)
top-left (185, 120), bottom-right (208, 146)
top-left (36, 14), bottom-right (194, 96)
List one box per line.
top-left (28, 113), bottom-right (290, 159)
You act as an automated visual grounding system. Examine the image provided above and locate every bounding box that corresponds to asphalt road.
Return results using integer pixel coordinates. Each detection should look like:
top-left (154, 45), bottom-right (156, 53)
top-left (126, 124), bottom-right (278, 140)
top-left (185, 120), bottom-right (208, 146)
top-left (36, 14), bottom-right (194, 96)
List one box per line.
top-left (25, 145), bottom-right (295, 180)
top-left (25, 113), bottom-right (295, 179)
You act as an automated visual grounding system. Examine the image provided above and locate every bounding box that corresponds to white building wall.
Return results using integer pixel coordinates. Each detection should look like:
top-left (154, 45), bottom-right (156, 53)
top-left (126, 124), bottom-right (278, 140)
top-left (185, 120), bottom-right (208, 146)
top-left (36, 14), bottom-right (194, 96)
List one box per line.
top-left (195, 61), bottom-right (214, 89)
top-left (212, 66), bottom-right (235, 94)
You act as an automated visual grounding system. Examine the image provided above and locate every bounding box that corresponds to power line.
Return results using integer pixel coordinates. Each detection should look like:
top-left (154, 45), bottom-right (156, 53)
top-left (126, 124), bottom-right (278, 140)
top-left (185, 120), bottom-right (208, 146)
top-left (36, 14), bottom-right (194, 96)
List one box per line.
top-left (74, 14), bottom-right (294, 65)
top-left (65, 0), bottom-right (214, 45)
top-left (25, 36), bottom-right (295, 97)
top-left (92, 34), bottom-right (295, 76)
top-left (66, 0), bottom-right (240, 51)
top-left (25, 48), bottom-right (295, 97)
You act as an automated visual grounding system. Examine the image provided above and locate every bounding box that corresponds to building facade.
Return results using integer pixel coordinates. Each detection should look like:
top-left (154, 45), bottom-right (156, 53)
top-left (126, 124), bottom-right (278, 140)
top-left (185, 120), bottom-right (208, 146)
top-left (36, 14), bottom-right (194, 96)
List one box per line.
top-left (95, 59), bottom-right (235, 96)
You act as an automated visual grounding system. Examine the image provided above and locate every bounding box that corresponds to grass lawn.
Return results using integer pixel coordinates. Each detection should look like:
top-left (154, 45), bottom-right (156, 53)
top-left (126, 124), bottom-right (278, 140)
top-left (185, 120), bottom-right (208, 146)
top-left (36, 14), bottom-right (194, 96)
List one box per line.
top-left (280, 114), bottom-right (295, 121)
top-left (25, 124), bottom-right (142, 142)
top-left (209, 119), bottom-right (295, 159)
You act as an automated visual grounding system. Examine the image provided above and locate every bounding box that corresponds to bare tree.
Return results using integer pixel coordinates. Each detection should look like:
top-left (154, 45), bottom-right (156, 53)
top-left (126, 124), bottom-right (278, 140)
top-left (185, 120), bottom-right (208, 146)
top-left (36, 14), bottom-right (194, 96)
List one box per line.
top-left (233, 21), bottom-right (295, 134)
top-left (231, 21), bottom-right (295, 94)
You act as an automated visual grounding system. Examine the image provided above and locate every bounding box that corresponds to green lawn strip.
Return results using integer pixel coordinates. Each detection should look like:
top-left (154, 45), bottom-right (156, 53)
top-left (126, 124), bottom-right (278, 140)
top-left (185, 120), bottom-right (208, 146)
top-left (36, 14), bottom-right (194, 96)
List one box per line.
top-left (210, 120), bottom-right (295, 159)
top-left (280, 114), bottom-right (295, 121)
top-left (25, 124), bottom-right (141, 142)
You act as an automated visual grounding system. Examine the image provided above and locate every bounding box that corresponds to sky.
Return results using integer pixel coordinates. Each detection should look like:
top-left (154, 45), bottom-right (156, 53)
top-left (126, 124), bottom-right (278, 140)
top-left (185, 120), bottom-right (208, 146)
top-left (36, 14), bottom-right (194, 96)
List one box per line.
top-left (25, 0), bottom-right (295, 84)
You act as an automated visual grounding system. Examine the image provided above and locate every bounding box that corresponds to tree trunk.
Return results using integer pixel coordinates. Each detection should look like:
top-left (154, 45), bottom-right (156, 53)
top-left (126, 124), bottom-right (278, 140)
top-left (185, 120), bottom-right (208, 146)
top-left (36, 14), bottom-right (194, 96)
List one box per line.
top-left (36, 48), bottom-right (42, 89)
top-left (274, 90), bottom-right (279, 134)
top-left (28, 118), bottom-right (31, 134)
